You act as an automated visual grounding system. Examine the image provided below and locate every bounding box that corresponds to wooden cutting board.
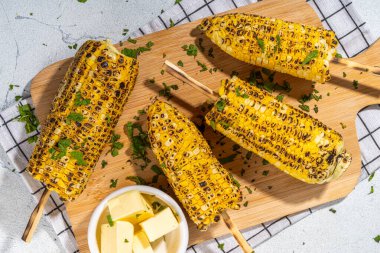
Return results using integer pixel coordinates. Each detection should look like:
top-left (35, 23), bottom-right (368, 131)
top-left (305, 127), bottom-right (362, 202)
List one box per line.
top-left (30, 0), bottom-right (380, 251)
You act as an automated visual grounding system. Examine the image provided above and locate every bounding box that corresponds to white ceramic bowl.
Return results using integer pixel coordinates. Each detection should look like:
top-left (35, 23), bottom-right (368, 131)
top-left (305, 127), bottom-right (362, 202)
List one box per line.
top-left (88, 185), bottom-right (189, 253)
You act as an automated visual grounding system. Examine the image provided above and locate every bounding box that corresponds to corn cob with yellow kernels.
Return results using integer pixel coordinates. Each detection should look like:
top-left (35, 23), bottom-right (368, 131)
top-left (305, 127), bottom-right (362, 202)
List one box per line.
top-left (27, 40), bottom-right (139, 201)
top-left (205, 77), bottom-right (351, 184)
top-left (199, 13), bottom-right (338, 83)
top-left (147, 100), bottom-right (242, 231)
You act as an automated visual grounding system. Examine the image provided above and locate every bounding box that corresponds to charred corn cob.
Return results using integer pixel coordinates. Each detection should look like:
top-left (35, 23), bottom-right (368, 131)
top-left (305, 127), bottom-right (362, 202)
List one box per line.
top-left (147, 100), bottom-right (242, 231)
top-left (27, 40), bottom-right (139, 201)
top-left (199, 13), bottom-right (338, 83)
top-left (205, 77), bottom-right (351, 184)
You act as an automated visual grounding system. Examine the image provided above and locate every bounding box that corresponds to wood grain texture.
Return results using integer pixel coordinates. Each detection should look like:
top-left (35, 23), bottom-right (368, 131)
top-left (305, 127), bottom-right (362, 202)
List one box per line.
top-left (30, 0), bottom-right (380, 251)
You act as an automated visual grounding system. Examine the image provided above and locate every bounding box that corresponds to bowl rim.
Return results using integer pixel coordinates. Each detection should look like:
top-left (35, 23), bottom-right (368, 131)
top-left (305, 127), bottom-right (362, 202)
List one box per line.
top-left (87, 185), bottom-right (189, 253)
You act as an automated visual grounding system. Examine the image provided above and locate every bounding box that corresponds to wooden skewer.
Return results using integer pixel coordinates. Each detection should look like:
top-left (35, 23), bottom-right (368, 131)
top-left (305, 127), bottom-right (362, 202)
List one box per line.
top-left (333, 58), bottom-right (380, 75)
top-left (165, 60), bottom-right (254, 253)
top-left (22, 189), bottom-right (51, 242)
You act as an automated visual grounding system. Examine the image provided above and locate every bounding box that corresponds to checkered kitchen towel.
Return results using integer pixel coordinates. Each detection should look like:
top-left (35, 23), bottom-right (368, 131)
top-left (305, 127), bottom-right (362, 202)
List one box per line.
top-left (0, 0), bottom-right (378, 252)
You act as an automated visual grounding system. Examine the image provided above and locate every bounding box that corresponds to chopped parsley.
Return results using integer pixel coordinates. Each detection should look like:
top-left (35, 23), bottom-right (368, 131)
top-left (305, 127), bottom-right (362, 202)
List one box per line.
top-left (368, 172), bottom-right (375, 182)
top-left (101, 160), bottom-right (107, 169)
top-left (302, 50), bottom-right (319, 65)
top-left (15, 95), bottom-right (22, 101)
top-left (218, 121), bottom-right (230, 130)
top-left (215, 100), bottom-right (226, 112)
top-left (169, 18), bottom-right (175, 27)
top-left (9, 84), bottom-right (19, 91)
top-left (197, 60), bottom-right (208, 72)
top-left (353, 80), bottom-right (359, 89)
top-left (122, 28), bottom-right (129, 36)
top-left (66, 112), bottom-right (84, 124)
top-left (181, 44), bottom-right (198, 57)
top-left (369, 186), bottom-right (374, 194)
top-left (77, 0), bottom-right (87, 3)
top-left (275, 35), bottom-right (281, 51)
top-left (243, 201), bottom-right (248, 207)
top-left (262, 170), bottom-right (269, 176)
top-left (50, 139), bottom-right (71, 160)
top-left (158, 83), bottom-right (178, 100)
top-left (276, 94), bottom-right (284, 102)
top-left (121, 41), bottom-right (154, 59)
top-left (124, 239), bottom-right (129, 243)
top-left (313, 104), bottom-right (319, 113)
top-left (335, 53), bottom-right (342, 58)
top-left (210, 120), bottom-right (216, 130)
top-left (160, 69), bottom-right (165, 75)
top-left (127, 37), bottom-right (137, 44)
top-left (218, 154), bottom-right (237, 164)
top-left (245, 186), bottom-right (253, 194)
top-left (107, 215), bottom-right (114, 227)
top-left (262, 159), bottom-right (269, 165)
top-left (68, 43), bottom-right (78, 50)
top-left (126, 176), bottom-right (147, 185)
top-left (70, 150), bottom-right (87, 165)
top-left (17, 104), bottom-right (40, 142)
top-left (109, 133), bottom-right (124, 157)
top-left (256, 38), bottom-right (265, 53)
top-left (235, 87), bottom-right (249, 98)
top-left (74, 92), bottom-right (90, 106)
top-left (299, 104), bottom-right (310, 112)
top-left (151, 164), bottom-right (164, 175)
top-left (177, 60), bottom-right (184, 67)
top-left (374, 235), bottom-right (380, 243)
top-left (124, 122), bottom-right (151, 169)
top-left (217, 243), bottom-right (224, 251)
top-left (329, 208), bottom-right (336, 214)
top-left (110, 179), bottom-right (118, 188)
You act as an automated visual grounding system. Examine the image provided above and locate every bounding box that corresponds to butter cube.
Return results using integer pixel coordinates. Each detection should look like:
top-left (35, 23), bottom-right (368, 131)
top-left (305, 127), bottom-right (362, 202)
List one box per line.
top-left (151, 237), bottom-right (167, 253)
top-left (101, 221), bottom-right (134, 253)
top-left (140, 207), bottom-right (179, 242)
top-left (133, 231), bottom-right (154, 253)
top-left (107, 190), bottom-right (154, 223)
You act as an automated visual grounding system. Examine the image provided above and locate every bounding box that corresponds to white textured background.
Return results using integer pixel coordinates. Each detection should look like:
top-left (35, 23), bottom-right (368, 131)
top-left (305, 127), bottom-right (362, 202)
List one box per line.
top-left (0, 0), bottom-right (379, 252)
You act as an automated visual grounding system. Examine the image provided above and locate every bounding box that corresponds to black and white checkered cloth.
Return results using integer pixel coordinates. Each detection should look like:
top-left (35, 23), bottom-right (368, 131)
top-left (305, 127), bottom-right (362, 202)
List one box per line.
top-left (0, 0), bottom-right (377, 252)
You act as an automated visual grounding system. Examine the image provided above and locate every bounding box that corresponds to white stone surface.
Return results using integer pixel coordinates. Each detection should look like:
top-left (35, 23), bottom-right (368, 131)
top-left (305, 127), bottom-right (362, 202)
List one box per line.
top-left (0, 0), bottom-right (379, 253)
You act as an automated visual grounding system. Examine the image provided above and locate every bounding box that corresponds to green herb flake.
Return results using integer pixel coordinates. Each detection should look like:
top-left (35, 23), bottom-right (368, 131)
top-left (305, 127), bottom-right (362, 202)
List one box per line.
top-left (127, 37), bottom-right (137, 44)
top-left (243, 201), bottom-right (248, 207)
top-left (340, 122), bottom-right (347, 129)
top-left (70, 150), bottom-right (87, 165)
top-left (329, 208), bottom-right (336, 214)
top-left (126, 176), bottom-right (147, 185)
top-left (122, 28), bottom-right (129, 36)
top-left (262, 170), bottom-right (269, 176)
top-left (276, 35), bottom-right (281, 51)
top-left (302, 50), bottom-right (319, 65)
top-left (218, 154), bottom-right (237, 164)
top-left (177, 60), bottom-right (184, 67)
top-left (353, 80), bottom-right (359, 89)
top-left (313, 104), bottom-right (319, 114)
top-left (181, 44), bottom-right (198, 57)
top-left (369, 185), bottom-right (374, 194)
top-left (27, 135), bottom-right (38, 144)
top-left (158, 83), bottom-right (178, 100)
top-left (50, 138), bottom-right (71, 160)
top-left (169, 18), bottom-right (175, 28)
top-left (15, 95), bottom-right (22, 101)
top-left (17, 104), bottom-right (40, 134)
top-left (74, 92), bottom-right (90, 106)
top-left (335, 53), bottom-right (342, 58)
top-left (68, 43), bottom-right (78, 50)
top-left (151, 165), bottom-right (164, 175)
top-left (175, 0), bottom-right (182, 4)
top-left (9, 84), bottom-right (19, 91)
top-left (215, 100), bottom-right (226, 112)
top-left (110, 179), bottom-right (118, 188)
top-left (343, 72), bottom-right (347, 78)
top-left (245, 186), bottom-right (253, 194)
top-left (368, 172), bottom-right (375, 182)
top-left (210, 120), bottom-right (216, 130)
top-left (66, 112), bottom-right (84, 124)
top-left (299, 104), bottom-right (310, 112)
top-left (109, 133), bottom-right (123, 157)
top-left (262, 159), bottom-right (269, 165)
top-left (124, 239), bottom-right (129, 243)
top-left (101, 160), bottom-right (107, 169)
top-left (124, 122), bottom-right (151, 169)
top-left (256, 38), bottom-right (265, 53)
top-left (77, 0), bottom-right (87, 3)
top-left (217, 243), bottom-right (224, 251)
top-left (374, 235), bottom-right (380, 243)
top-left (196, 60), bottom-right (208, 72)
top-left (107, 215), bottom-right (114, 226)
top-left (276, 94), bottom-right (284, 102)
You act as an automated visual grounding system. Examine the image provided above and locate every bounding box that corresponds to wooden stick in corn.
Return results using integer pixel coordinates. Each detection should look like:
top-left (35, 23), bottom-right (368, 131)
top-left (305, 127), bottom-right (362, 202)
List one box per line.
top-left (164, 61), bottom-right (352, 184)
top-left (23, 40), bottom-right (138, 242)
top-left (147, 100), bottom-right (253, 253)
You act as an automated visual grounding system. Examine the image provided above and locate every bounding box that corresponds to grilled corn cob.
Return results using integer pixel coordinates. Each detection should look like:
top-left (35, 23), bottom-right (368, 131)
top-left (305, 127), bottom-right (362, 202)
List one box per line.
top-left (199, 13), bottom-right (338, 83)
top-left (205, 77), bottom-right (351, 184)
top-left (27, 40), bottom-right (139, 201)
top-left (147, 100), bottom-right (242, 231)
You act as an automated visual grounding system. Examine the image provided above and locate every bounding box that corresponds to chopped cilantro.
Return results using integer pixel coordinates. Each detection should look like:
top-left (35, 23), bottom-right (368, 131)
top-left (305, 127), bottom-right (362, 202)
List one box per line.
top-left (177, 60), bottom-right (184, 67)
top-left (101, 160), bottom-right (107, 169)
top-left (369, 186), bottom-right (374, 194)
top-left (66, 112), bottom-right (84, 124)
top-left (218, 154), bottom-right (237, 164)
top-left (121, 41), bottom-right (154, 59)
top-left (68, 43), bottom-right (78, 50)
top-left (15, 95), bottom-right (22, 101)
top-left (107, 215), bottom-right (114, 227)
top-left (17, 104), bottom-right (40, 138)
top-left (245, 186), bottom-right (253, 194)
top-left (181, 44), bottom-right (198, 57)
top-left (74, 92), bottom-right (90, 106)
top-left (127, 37), bottom-right (137, 44)
top-left (50, 139), bottom-right (71, 160)
top-left (335, 53), bottom-right (342, 58)
top-left (158, 83), bottom-right (178, 100)
top-left (313, 104), bottom-right (319, 113)
top-left (217, 243), bottom-right (224, 251)
top-left (256, 38), bottom-right (265, 53)
top-left (27, 135), bottom-right (38, 144)
top-left (70, 150), bottom-right (87, 165)
top-left (124, 239), bottom-right (129, 243)
top-left (124, 122), bottom-right (151, 169)
top-left (196, 60), bottom-right (208, 72)
top-left (329, 208), bottom-right (336, 213)
top-left (262, 159), bottom-right (269, 165)
top-left (353, 80), bottom-right (359, 89)
top-left (110, 179), bottom-right (118, 188)
top-left (215, 100), bottom-right (226, 112)
top-left (369, 172), bottom-right (375, 182)
top-left (276, 35), bottom-right (281, 51)
top-left (299, 104), bottom-right (310, 112)
top-left (169, 18), bottom-right (175, 27)
top-left (276, 94), bottom-right (284, 102)
top-left (151, 165), bottom-right (164, 175)
top-left (235, 87), bottom-right (249, 98)
top-left (77, 0), bottom-right (87, 3)
top-left (122, 28), bottom-right (129, 36)
top-left (126, 176), bottom-right (147, 185)
top-left (210, 120), bottom-right (216, 130)
top-left (243, 201), bottom-right (248, 207)
top-left (374, 235), bottom-right (380, 243)
top-left (302, 50), bottom-right (319, 65)
top-left (9, 84), bottom-right (19, 91)
top-left (109, 133), bottom-right (124, 157)
top-left (262, 170), bottom-right (269, 176)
